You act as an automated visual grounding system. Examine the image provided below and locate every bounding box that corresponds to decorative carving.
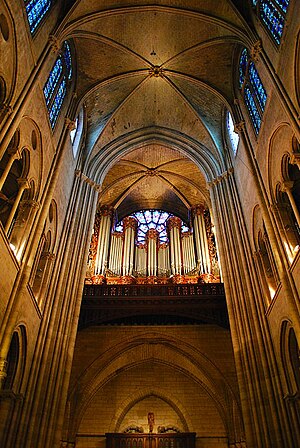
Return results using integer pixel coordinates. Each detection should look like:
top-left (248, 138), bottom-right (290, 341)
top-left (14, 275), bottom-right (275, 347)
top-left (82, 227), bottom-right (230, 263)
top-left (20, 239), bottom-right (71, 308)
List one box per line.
top-left (158, 426), bottom-right (181, 434)
top-left (167, 216), bottom-right (181, 231)
top-left (148, 412), bottom-right (155, 433)
top-left (250, 40), bottom-right (262, 62)
top-left (49, 35), bottom-right (60, 53)
top-left (123, 216), bottom-right (138, 230)
top-left (204, 209), bottom-right (220, 276)
top-left (0, 358), bottom-right (8, 387)
top-left (146, 229), bottom-right (159, 240)
top-left (149, 66), bottom-right (164, 77)
top-left (124, 426), bottom-right (144, 434)
top-left (145, 168), bottom-right (158, 176)
top-left (191, 204), bottom-right (205, 218)
top-left (65, 118), bottom-right (76, 131)
top-left (234, 121), bottom-right (245, 135)
top-left (100, 205), bottom-right (115, 218)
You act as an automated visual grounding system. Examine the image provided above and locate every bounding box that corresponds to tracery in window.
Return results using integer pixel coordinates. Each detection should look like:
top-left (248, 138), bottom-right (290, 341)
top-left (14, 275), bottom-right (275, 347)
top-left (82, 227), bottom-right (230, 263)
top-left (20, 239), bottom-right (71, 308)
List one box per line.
top-left (226, 111), bottom-right (239, 155)
top-left (24, 0), bottom-right (53, 34)
top-left (43, 42), bottom-right (73, 129)
top-left (115, 210), bottom-right (189, 245)
top-left (239, 48), bottom-right (267, 134)
top-left (252, 0), bottom-right (290, 44)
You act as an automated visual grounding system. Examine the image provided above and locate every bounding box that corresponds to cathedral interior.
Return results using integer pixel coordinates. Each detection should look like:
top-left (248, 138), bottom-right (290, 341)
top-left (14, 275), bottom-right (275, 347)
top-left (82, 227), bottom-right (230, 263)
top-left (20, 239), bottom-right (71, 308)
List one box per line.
top-left (0, 1), bottom-right (299, 447)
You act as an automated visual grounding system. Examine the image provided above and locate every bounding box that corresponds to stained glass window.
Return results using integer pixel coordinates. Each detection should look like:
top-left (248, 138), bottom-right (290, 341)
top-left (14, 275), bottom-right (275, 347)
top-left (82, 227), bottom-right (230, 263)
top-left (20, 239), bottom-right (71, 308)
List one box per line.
top-left (43, 58), bottom-right (63, 106)
top-left (249, 62), bottom-right (267, 111)
top-left (115, 210), bottom-right (189, 245)
top-left (244, 86), bottom-right (262, 133)
top-left (239, 48), bottom-right (248, 88)
top-left (227, 111), bottom-right (239, 154)
top-left (239, 48), bottom-right (267, 134)
top-left (252, 0), bottom-right (290, 45)
top-left (43, 41), bottom-right (73, 129)
top-left (24, 0), bottom-right (53, 33)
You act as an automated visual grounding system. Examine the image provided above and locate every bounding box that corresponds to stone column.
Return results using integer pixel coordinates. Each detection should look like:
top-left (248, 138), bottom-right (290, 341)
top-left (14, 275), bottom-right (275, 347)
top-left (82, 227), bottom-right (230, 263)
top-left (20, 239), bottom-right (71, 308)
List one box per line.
top-left (122, 217), bottom-right (137, 276)
top-left (146, 229), bottom-right (159, 276)
top-left (167, 216), bottom-right (182, 275)
top-left (4, 178), bottom-right (30, 234)
top-left (282, 181), bottom-right (300, 229)
top-left (10, 199), bottom-right (40, 259)
top-left (0, 148), bottom-right (22, 191)
top-left (95, 205), bottom-right (114, 275)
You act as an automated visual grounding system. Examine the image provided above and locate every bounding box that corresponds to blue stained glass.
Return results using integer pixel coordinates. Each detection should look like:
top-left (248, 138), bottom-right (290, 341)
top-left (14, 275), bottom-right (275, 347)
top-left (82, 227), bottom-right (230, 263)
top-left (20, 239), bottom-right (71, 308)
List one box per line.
top-left (239, 48), bottom-right (248, 88)
top-left (273, 0), bottom-right (289, 13)
top-left (244, 86), bottom-right (262, 134)
top-left (49, 77), bottom-right (67, 128)
top-left (43, 58), bottom-right (63, 106)
top-left (249, 62), bottom-right (267, 111)
top-left (25, 0), bottom-right (52, 33)
top-left (252, 0), bottom-right (258, 5)
top-left (260, 1), bottom-right (285, 44)
top-left (63, 42), bottom-right (72, 80)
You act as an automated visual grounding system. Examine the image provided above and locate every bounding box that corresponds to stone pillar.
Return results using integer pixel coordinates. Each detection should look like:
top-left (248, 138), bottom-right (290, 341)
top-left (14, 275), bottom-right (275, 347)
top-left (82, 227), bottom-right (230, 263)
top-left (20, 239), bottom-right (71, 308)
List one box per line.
top-left (10, 199), bottom-right (40, 259)
top-left (122, 217), bottom-right (137, 276)
top-left (167, 216), bottom-right (182, 275)
top-left (4, 178), bottom-right (30, 235)
top-left (146, 229), bottom-right (159, 276)
top-left (191, 205), bottom-right (210, 273)
top-left (0, 358), bottom-right (8, 390)
top-left (282, 181), bottom-right (300, 228)
top-left (0, 148), bottom-right (21, 191)
top-left (95, 205), bottom-right (114, 275)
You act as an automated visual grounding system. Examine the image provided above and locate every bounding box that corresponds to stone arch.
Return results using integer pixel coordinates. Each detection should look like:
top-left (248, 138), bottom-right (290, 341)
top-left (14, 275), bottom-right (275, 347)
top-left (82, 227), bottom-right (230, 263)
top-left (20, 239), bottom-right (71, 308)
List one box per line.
top-left (112, 389), bottom-right (191, 433)
top-left (67, 331), bottom-right (242, 443)
top-left (87, 127), bottom-right (223, 185)
top-left (3, 324), bottom-right (26, 393)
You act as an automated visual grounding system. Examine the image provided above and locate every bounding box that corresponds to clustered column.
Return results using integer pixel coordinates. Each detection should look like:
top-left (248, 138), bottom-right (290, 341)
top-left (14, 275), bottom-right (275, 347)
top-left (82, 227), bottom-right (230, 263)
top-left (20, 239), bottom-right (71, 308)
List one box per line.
top-left (95, 205), bottom-right (114, 275)
top-left (122, 217), bottom-right (137, 276)
top-left (167, 216), bottom-right (182, 275)
top-left (191, 205), bottom-right (210, 274)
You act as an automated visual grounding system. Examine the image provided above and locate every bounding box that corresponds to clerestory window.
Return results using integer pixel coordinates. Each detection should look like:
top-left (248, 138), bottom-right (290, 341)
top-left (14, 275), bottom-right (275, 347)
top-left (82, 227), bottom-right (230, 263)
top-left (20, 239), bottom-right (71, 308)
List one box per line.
top-left (43, 41), bottom-right (72, 129)
top-left (239, 48), bottom-right (267, 134)
top-left (251, 0), bottom-right (290, 44)
top-left (24, 0), bottom-right (53, 34)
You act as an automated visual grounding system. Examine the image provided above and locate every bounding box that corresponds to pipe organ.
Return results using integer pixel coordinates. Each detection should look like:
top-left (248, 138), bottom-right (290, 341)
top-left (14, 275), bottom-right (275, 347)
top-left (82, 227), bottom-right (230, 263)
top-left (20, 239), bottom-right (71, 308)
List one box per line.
top-left (86, 205), bottom-right (220, 284)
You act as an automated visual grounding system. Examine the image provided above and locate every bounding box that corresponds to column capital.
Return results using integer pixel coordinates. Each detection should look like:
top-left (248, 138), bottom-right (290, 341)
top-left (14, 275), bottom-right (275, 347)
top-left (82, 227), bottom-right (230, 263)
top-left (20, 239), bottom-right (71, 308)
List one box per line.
top-left (65, 117), bottom-right (76, 131)
top-left (234, 121), bottom-right (245, 134)
top-left (282, 180), bottom-right (294, 192)
top-left (49, 35), bottom-right (61, 53)
top-left (290, 152), bottom-right (300, 167)
top-left (250, 39), bottom-right (262, 62)
top-left (17, 178), bottom-right (30, 190)
top-left (0, 358), bottom-right (8, 387)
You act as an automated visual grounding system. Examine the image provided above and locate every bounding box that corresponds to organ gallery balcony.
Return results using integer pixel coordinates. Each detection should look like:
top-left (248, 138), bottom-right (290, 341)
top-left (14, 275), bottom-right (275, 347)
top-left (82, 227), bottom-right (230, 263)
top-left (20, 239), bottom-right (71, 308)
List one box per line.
top-left (79, 282), bottom-right (228, 329)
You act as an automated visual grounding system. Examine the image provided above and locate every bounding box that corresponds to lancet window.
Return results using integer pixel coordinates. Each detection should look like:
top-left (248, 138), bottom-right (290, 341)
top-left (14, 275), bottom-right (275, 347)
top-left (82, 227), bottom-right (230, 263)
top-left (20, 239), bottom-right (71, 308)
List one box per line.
top-left (43, 42), bottom-right (72, 129)
top-left (251, 0), bottom-right (290, 44)
top-left (239, 48), bottom-right (267, 134)
top-left (226, 111), bottom-right (239, 155)
top-left (24, 0), bottom-right (53, 34)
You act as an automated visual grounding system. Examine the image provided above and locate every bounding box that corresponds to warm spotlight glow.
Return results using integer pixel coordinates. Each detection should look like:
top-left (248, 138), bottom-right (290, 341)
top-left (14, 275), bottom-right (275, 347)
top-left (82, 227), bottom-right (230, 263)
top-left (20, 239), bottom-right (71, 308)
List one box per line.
top-left (269, 286), bottom-right (276, 299)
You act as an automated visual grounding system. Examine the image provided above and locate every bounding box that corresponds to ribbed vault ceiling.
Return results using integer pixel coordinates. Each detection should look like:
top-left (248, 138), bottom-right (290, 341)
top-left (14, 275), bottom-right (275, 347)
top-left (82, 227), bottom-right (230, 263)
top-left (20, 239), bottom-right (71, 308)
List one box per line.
top-left (61, 1), bottom-right (252, 214)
